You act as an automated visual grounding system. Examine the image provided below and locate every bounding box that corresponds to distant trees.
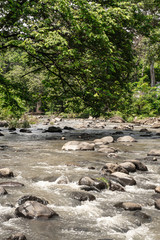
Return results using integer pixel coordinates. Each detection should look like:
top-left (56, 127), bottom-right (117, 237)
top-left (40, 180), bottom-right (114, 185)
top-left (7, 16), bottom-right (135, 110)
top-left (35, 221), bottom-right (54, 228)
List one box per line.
top-left (0, 0), bottom-right (159, 118)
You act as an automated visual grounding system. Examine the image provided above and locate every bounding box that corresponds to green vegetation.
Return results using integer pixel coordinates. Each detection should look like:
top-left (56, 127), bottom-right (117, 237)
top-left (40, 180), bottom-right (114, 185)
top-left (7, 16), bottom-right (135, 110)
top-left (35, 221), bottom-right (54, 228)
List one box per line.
top-left (0, 0), bottom-right (160, 120)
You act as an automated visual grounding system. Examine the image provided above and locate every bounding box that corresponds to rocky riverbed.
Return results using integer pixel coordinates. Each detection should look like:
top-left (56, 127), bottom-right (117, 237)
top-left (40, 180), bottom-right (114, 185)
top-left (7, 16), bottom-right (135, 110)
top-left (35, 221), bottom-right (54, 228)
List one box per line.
top-left (0, 116), bottom-right (160, 240)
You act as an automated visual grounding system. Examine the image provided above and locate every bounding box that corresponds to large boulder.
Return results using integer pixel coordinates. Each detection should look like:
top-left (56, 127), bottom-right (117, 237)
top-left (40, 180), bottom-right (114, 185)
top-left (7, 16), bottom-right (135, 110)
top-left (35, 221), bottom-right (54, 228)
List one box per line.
top-left (119, 162), bottom-right (136, 173)
top-left (15, 201), bottom-right (58, 219)
top-left (115, 202), bottom-right (142, 211)
top-left (148, 149), bottom-right (160, 156)
top-left (0, 168), bottom-right (14, 178)
top-left (117, 136), bottom-right (137, 142)
top-left (111, 172), bottom-right (136, 186)
top-left (62, 141), bottom-right (95, 151)
top-left (71, 191), bottom-right (96, 201)
top-left (127, 160), bottom-right (148, 171)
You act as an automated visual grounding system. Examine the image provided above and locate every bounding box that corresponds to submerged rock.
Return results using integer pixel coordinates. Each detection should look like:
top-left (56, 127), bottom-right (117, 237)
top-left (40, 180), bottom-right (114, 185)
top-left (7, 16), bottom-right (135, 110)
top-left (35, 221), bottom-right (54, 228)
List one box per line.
top-left (15, 201), bottom-right (58, 219)
top-left (71, 191), bottom-right (96, 201)
top-left (62, 141), bottom-right (95, 151)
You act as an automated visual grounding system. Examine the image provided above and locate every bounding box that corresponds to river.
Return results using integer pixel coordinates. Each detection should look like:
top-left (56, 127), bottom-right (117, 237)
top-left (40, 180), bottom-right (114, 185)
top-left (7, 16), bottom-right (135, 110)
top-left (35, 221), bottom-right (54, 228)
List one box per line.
top-left (0, 118), bottom-right (160, 240)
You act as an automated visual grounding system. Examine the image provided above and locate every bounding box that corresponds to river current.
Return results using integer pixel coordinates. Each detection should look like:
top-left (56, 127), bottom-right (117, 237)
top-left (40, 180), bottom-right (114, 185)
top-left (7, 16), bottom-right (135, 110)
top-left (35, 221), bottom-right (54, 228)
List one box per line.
top-left (0, 119), bottom-right (160, 240)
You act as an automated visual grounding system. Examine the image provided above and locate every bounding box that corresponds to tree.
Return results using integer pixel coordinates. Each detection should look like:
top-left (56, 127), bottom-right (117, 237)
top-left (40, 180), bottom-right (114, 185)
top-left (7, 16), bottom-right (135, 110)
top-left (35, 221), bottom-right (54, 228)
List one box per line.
top-left (0, 0), bottom-right (158, 116)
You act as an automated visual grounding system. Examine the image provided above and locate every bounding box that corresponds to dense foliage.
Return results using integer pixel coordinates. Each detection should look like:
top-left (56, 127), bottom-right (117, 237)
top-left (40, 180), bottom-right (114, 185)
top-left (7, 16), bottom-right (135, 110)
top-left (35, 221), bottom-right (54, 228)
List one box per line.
top-left (0, 0), bottom-right (159, 119)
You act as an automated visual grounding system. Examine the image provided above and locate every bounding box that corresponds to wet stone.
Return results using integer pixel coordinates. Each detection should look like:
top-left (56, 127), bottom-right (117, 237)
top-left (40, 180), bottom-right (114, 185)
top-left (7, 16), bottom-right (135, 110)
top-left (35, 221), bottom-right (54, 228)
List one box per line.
top-left (15, 201), bottom-right (58, 219)
top-left (155, 186), bottom-right (160, 193)
top-left (115, 202), bottom-right (142, 211)
top-left (117, 136), bottom-right (137, 142)
top-left (71, 191), bottom-right (96, 201)
top-left (0, 168), bottom-right (14, 178)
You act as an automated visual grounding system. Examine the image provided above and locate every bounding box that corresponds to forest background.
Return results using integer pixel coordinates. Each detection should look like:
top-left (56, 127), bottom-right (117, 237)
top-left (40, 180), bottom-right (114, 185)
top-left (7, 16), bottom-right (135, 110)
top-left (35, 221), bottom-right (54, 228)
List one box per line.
top-left (0, 0), bottom-right (160, 122)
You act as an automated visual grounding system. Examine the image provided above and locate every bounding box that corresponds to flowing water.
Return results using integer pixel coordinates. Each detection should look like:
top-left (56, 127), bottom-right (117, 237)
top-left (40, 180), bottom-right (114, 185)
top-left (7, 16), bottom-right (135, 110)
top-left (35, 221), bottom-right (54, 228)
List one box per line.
top-left (0, 119), bottom-right (160, 240)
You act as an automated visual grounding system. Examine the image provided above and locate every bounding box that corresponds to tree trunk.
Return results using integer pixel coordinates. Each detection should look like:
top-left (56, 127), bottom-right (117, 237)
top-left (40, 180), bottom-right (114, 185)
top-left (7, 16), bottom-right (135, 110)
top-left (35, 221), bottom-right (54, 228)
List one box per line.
top-left (150, 60), bottom-right (155, 87)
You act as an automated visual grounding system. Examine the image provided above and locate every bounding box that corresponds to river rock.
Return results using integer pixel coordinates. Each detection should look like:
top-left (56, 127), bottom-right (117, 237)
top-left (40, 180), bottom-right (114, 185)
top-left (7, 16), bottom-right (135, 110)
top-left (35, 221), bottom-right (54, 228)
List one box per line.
top-left (148, 149), bottom-right (160, 156)
top-left (55, 175), bottom-right (69, 184)
top-left (111, 172), bottom-right (136, 186)
top-left (44, 126), bottom-right (62, 132)
top-left (78, 177), bottom-right (108, 190)
top-left (119, 162), bottom-right (136, 173)
top-left (63, 126), bottom-right (75, 130)
top-left (133, 211), bottom-right (152, 223)
top-left (0, 132), bottom-right (4, 136)
top-left (115, 202), bottom-right (142, 211)
top-left (20, 129), bottom-right (32, 133)
top-left (113, 124), bottom-right (134, 131)
top-left (0, 168), bottom-right (14, 178)
top-left (155, 199), bottom-right (160, 210)
top-left (155, 186), bottom-right (160, 193)
top-left (0, 121), bottom-right (8, 127)
top-left (110, 182), bottom-right (125, 192)
top-left (151, 123), bottom-right (160, 128)
top-left (7, 232), bottom-right (27, 240)
top-left (17, 195), bottom-right (49, 206)
top-left (94, 136), bottom-right (114, 145)
top-left (71, 191), bottom-right (96, 201)
top-left (117, 136), bottom-right (137, 142)
top-left (15, 201), bottom-right (58, 219)
top-left (0, 186), bottom-right (8, 195)
top-left (101, 163), bottom-right (128, 174)
top-left (108, 116), bottom-right (125, 123)
top-left (62, 141), bottom-right (95, 151)
top-left (98, 146), bottom-right (118, 154)
top-left (127, 160), bottom-right (148, 171)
